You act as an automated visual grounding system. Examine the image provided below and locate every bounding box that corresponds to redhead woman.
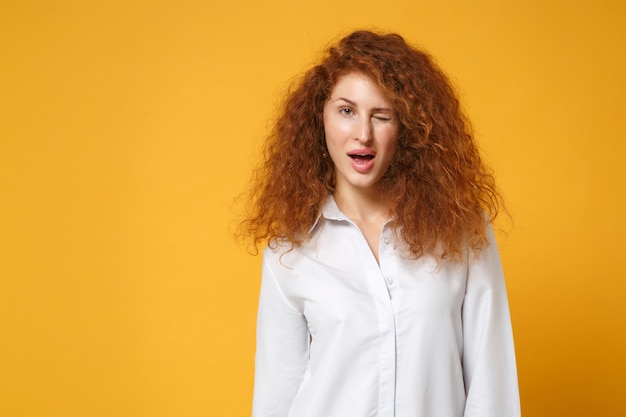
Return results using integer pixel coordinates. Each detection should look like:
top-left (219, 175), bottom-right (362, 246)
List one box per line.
top-left (242, 30), bottom-right (520, 417)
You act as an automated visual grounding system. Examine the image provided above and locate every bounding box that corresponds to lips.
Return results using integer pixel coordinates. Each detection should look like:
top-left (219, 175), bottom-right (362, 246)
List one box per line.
top-left (347, 149), bottom-right (376, 173)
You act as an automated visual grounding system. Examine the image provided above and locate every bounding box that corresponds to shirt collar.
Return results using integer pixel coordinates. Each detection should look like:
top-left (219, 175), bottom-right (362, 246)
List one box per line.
top-left (310, 194), bottom-right (397, 232)
top-left (321, 194), bottom-right (349, 221)
top-left (308, 194), bottom-right (348, 233)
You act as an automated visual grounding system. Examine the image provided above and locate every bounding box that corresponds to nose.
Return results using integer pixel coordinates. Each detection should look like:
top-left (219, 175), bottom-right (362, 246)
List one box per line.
top-left (356, 118), bottom-right (373, 143)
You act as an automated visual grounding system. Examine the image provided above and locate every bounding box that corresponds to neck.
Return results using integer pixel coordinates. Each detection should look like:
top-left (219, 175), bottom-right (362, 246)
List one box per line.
top-left (333, 185), bottom-right (390, 223)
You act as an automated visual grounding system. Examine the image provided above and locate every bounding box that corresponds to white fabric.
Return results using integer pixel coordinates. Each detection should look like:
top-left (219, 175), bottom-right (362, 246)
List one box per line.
top-left (252, 196), bottom-right (520, 417)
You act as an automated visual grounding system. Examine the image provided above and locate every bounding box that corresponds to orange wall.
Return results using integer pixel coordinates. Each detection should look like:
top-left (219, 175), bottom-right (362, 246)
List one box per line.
top-left (1, 1), bottom-right (625, 416)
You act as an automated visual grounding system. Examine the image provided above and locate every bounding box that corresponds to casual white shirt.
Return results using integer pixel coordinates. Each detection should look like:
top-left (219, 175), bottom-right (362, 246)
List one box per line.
top-left (252, 196), bottom-right (520, 417)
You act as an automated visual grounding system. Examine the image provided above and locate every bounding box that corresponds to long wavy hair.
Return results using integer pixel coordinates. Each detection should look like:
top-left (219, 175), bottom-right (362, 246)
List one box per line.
top-left (241, 30), bottom-right (502, 261)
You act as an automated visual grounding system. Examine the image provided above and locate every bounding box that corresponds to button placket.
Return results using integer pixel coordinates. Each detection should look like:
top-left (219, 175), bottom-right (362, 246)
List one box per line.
top-left (379, 230), bottom-right (397, 289)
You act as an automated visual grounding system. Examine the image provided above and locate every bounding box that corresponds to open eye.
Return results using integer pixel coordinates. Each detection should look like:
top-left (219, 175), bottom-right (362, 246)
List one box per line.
top-left (340, 107), bottom-right (354, 116)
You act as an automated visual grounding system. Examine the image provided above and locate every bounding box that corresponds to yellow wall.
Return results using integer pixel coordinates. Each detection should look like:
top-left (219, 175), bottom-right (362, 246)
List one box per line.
top-left (1, 0), bottom-right (624, 416)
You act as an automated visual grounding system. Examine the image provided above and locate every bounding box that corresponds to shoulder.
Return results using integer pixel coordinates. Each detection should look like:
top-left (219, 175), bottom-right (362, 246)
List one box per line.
top-left (261, 239), bottom-right (307, 276)
top-left (469, 223), bottom-right (501, 263)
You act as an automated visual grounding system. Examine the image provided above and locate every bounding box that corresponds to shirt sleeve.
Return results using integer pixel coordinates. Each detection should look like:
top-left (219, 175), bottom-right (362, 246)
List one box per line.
top-left (252, 251), bottom-right (310, 417)
top-left (462, 226), bottom-right (521, 417)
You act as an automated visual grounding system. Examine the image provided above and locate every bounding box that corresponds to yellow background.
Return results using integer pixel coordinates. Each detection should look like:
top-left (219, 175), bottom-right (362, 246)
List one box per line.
top-left (1, 0), bottom-right (624, 416)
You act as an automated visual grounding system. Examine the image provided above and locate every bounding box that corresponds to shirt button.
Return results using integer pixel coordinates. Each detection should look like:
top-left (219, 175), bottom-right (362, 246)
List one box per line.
top-left (383, 237), bottom-right (390, 245)
top-left (385, 277), bottom-right (394, 285)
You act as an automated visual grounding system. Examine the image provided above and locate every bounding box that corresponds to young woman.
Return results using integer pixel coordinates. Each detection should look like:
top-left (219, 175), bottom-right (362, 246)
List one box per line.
top-left (243, 30), bottom-right (520, 417)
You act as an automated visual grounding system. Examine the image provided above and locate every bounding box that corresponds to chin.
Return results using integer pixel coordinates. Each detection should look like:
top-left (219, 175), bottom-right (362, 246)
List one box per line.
top-left (349, 178), bottom-right (383, 190)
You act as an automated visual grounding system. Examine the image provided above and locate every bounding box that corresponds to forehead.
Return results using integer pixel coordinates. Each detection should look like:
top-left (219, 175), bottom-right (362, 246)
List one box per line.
top-left (328, 72), bottom-right (391, 103)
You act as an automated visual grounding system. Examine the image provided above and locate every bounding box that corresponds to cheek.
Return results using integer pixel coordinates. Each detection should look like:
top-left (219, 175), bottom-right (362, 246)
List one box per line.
top-left (324, 118), bottom-right (348, 147)
top-left (322, 113), bottom-right (333, 141)
top-left (380, 127), bottom-right (399, 151)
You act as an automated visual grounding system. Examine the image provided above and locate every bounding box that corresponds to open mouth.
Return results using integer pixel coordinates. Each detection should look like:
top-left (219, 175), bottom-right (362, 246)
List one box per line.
top-left (349, 154), bottom-right (375, 162)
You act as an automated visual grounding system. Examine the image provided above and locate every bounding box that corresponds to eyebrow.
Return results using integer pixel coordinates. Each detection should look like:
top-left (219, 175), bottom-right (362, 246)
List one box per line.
top-left (336, 97), bottom-right (392, 112)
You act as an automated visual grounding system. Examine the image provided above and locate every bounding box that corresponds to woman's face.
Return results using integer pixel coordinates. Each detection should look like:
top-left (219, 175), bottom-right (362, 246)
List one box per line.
top-left (323, 72), bottom-right (399, 195)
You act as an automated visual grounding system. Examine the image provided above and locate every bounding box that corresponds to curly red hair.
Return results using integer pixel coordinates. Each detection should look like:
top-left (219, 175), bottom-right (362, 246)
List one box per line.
top-left (241, 30), bottom-right (502, 261)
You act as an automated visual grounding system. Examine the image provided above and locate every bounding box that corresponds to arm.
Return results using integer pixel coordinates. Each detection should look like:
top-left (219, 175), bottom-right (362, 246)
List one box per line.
top-left (252, 252), bottom-right (310, 417)
top-left (462, 227), bottom-right (521, 417)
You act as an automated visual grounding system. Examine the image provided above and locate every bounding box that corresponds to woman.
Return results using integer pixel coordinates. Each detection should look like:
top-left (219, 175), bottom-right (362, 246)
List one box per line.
top-left (243, 30), bottom-right (520, 417)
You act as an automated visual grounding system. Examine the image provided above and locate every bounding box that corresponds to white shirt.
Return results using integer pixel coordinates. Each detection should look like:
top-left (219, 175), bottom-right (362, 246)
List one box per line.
top-left (252, 197), bottom-right (520, 417)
